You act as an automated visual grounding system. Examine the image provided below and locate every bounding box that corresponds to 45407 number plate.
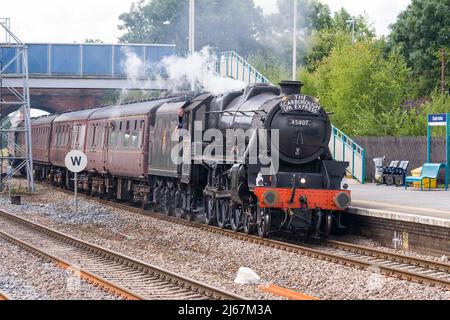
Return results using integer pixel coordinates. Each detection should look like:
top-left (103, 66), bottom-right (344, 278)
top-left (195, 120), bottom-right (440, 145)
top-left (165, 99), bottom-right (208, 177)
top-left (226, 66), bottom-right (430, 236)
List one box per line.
top-left (288, 119), bottom-right (312, 127)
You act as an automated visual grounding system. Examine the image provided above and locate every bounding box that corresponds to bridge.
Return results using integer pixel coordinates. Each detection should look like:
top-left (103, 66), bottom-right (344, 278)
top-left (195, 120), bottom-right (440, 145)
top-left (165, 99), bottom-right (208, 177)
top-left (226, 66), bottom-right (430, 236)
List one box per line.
top-left (0, 43), bottom-right (176, 115)
top-left (0, 44), bottom-right (268, 116)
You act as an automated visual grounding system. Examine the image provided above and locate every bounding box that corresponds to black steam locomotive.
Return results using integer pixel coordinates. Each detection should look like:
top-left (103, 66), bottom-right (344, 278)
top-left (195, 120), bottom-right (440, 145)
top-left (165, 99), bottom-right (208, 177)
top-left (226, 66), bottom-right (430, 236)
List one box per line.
top-left (15, 80), bottom-right (351, 239)
top-left (148, 80), bottom-right (350, 238)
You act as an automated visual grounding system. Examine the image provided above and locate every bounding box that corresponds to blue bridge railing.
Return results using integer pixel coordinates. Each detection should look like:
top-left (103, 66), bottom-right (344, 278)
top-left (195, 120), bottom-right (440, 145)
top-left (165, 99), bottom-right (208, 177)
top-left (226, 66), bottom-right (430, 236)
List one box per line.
top-left (0, 43), bottom-right (176, 77)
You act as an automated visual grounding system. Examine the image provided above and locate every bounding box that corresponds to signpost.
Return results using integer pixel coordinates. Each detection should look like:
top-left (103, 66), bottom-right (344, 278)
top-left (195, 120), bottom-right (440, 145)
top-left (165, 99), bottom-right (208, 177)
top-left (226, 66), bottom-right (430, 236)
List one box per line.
top-left (65, 150), bottom-right (88, 214)
top-left (427, 113), bottom-right (449, 191)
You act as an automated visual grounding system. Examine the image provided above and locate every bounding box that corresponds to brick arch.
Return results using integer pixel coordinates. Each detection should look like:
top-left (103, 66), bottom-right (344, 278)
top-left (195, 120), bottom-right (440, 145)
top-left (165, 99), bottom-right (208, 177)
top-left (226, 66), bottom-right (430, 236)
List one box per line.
top-left (1, 88), bottom-right (107, 119)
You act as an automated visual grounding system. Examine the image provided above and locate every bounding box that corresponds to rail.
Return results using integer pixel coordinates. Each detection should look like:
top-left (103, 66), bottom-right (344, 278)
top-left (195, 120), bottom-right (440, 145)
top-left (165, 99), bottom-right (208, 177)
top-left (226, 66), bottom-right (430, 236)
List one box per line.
top-left (49, 182), bottom-right (448, 291)
top-left (0, 209), bottom-right (245, 300)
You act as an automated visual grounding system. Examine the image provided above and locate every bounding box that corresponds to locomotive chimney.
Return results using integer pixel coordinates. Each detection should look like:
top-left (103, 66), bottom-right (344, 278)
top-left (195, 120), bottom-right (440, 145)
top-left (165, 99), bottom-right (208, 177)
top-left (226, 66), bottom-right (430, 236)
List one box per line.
top-left (279, 80), bottom-right (304, 96)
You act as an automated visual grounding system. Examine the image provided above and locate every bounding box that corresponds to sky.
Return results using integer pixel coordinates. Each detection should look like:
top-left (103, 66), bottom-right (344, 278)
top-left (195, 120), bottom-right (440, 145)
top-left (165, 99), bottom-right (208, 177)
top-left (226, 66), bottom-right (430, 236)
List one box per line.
top-left (0, 0), bottom-right (411, 44)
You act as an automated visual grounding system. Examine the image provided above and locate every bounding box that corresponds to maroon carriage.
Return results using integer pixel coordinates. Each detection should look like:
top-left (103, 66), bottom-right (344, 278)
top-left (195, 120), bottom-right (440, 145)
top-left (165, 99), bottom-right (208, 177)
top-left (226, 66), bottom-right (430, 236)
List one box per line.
top-left (31, 115), bottom-right (58, 180)
top-left (49, 108), bottom-right (102, 186)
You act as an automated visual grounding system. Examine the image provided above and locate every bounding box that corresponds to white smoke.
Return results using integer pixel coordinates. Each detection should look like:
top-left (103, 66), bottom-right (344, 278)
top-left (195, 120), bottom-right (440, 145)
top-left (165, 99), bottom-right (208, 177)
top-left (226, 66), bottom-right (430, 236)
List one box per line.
top-left (120, 46), bottom-right (246, 98)
top-left (161, 47), bottom-right (246, 94)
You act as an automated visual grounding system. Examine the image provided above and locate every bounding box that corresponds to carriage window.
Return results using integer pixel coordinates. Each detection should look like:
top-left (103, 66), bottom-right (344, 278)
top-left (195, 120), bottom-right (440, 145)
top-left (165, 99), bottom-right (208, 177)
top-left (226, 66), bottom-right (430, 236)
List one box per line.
top-left (97, 125), bottom-right (104, 148)
top-left (134, 120), bottom-right (138, 131)
top-left (91, 125), bottom-right (97, 147)
top-left (56, 126), bottom-right (61, 146)
top-left (131, 131), bottom-right (139, 148)
top-left (72, 126), bottom-right (79, 148)
top-left (123, 132), bottom-right (131, 148)
top-left (109, 128), bottom-right (117, 148)
top-left (63, 126), bottom-right (68, 146)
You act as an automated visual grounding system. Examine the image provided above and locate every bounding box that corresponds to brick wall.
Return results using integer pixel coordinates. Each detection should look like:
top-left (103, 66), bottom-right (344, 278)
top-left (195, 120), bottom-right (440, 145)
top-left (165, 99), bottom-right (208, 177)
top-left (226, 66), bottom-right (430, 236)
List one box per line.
top-left (0, 88), bottom-right (106, 118)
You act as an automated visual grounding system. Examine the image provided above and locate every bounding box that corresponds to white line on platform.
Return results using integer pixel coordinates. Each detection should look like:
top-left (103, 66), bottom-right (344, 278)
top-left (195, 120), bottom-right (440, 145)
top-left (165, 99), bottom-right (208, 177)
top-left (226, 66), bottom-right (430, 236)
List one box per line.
top-left (349, 206), bottom-right (450, 229)
top-left (352, 200), bottom-right (450, 215)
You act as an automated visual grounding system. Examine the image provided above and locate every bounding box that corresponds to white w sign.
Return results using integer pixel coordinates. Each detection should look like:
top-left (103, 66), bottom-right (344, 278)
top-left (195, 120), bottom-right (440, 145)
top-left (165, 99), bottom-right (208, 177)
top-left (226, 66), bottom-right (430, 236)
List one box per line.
top-left (65, 150), bottom-right (87, 173)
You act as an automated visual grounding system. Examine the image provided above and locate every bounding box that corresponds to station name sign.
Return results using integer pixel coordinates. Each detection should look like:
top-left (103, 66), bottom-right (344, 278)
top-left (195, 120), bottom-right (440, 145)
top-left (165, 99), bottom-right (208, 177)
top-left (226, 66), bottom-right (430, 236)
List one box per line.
top-left (280, 95), bottom-right (321, 114)
top-left (428, 114), bottom-right (448, 127)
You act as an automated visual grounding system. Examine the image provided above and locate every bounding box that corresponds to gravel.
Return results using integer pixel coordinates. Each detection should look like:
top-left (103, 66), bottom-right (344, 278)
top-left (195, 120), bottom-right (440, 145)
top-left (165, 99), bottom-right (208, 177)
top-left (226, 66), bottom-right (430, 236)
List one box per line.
top-left (0, 237), bottom-right (120, 300)
top-left (1, 180), bottom-right (449, 300)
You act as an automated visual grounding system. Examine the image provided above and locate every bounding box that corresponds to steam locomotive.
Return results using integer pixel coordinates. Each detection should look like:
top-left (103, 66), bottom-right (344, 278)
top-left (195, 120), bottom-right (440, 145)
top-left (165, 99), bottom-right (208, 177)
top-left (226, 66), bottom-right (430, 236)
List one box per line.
top-left (11, 81), bottom-right (351, 239)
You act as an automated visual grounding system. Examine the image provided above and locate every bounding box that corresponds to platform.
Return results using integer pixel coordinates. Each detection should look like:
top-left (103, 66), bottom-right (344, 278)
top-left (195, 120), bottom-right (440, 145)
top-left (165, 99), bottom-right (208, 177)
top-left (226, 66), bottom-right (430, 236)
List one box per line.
top-left (348, 183), bottom-right (450, 228)
top-left (344, 183), bottom-right (449, 256)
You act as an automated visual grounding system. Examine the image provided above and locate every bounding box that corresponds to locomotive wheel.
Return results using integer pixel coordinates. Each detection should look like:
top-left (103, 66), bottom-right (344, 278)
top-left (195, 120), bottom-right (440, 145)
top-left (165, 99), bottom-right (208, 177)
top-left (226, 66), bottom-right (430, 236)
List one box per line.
top-left (243, 208), bottom-right (256, 235)
top-left (324, 213), bottom-right (333, 238)
top-left (174, 186), bottom-right (184, 219)
top-left (162, 186), bottom-right (172, 216)
top-left (230, 206), bottom-right (243, 232)
top-left (216, 199), bottom-right (229, 229)
top-left (204, 196), bottom-right (216, 225)
top-left (185, 212), bottom-right (195, 222)
top-left (257, 208), bottom-right (271, 238)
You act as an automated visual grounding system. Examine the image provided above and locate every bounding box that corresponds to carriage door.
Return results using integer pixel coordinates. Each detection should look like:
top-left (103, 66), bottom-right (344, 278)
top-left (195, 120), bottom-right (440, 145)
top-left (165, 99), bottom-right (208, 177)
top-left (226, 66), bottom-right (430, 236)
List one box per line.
top-left (181, 112), bottom-right (192, 184)
top-left (102, 122), bottom-right (108, 168)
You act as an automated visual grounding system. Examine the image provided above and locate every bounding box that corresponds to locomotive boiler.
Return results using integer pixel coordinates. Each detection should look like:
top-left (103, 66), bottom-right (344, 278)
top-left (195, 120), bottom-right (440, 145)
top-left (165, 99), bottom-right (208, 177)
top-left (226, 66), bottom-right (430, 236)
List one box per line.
top-left (13, 80), bottom-right (351, 239)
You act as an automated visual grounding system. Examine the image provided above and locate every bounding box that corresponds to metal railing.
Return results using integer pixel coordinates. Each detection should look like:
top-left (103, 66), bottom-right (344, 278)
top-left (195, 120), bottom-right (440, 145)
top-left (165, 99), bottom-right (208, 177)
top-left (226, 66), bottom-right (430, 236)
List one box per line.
top-left (329, 125), bottom-right (366, 184)
top-left (217, 51), bottom-right (271, 85)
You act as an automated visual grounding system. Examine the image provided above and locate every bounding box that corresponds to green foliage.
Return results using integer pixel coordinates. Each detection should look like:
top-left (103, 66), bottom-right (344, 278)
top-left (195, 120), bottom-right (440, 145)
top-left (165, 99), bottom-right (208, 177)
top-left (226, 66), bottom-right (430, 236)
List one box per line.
top-left (247, 52), bottom-right (290, 85)
top-left (304, 9), bottom-right (375, 72)
top-left (116, 0), bottom-right (449, 137)
top-left (389, 0), bottom-right (450, 95)
top-left (8, 184), bottom-right (32, 196)
top-left (398, 93), bottom-right (450, 136)
top-left (306, 40), bottom-right (412, 136)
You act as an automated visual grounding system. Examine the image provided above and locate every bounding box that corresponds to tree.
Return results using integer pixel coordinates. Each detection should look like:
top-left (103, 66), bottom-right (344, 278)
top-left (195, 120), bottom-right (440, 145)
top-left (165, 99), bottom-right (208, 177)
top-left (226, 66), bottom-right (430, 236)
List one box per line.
top-left (389, 0), bottom-right (450, 96)
top-left (305, 39), bottom-right (412, 136)
top-left (304, 8), bottom-right (375, 72)
top-left (118, 0), bottom-right (263, 55)
top-left (257, 0), bottom-right (336, 68)
top-left (247, 52), bottom-right (290, 84)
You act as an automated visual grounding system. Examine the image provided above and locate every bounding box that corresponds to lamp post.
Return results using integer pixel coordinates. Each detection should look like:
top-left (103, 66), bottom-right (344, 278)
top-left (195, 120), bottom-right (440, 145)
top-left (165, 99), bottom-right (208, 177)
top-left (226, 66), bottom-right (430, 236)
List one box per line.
top-left (346, 19), bottom-right (355, 45)
top-left (292, 0), bottom-right (298, 81)
top-left (189, 0), bottom-right (195, 54)
top-left (163, 20), bottom-right (171, 43)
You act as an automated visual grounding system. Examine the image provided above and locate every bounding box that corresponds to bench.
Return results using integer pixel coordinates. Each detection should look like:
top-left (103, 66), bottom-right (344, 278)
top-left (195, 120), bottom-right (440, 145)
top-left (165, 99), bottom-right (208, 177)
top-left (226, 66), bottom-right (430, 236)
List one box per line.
top-left (405, 163), bottom-right (446, 191)
top-left (379, 161), bottom-right (409, 186)
top-left (393, 161), bottom-right (410, 186)
top-left (378, 161), bottom-right (398, 185)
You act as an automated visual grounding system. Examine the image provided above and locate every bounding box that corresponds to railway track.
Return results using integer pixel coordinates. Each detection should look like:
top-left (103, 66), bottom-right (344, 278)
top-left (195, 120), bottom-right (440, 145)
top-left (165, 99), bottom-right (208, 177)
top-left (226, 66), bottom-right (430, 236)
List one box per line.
top-left (0, 209), bottom-right (244, 300)
top-left (0, 292), bottom-right (11, 300)
top-left (85, 194), bottom-right (450, 291)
